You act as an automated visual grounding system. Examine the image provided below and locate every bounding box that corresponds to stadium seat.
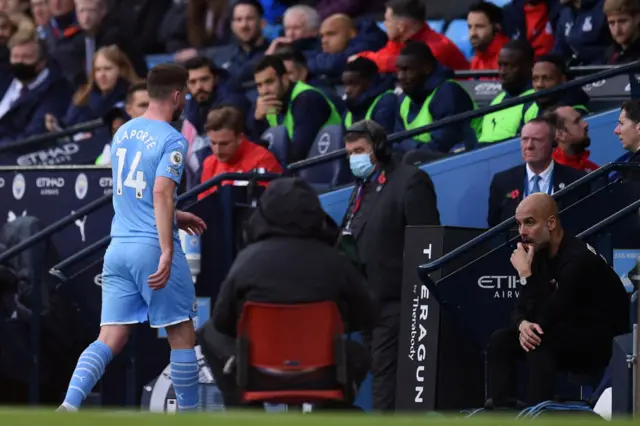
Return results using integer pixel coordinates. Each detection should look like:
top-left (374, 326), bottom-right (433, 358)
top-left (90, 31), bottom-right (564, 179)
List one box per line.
top-left (263, 24), bottom-right (283, 42)
top-left (486, 0), bottom-right (510, 6)
top-left (427, 20), bottom-right (444, 33)
top-left (261, 126), bottom-right (289, 167)
top-left (445, 19), bottom-right (473, 60)
top-left (145, 54), bottom-right (175, 69)
top-left (298, 125), bottom-right (352, 189)
top-left (236, 301), bottom-right (348, 406)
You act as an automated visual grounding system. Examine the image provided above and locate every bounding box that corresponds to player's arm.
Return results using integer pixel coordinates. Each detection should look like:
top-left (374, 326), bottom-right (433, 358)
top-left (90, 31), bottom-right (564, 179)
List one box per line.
top-left (153, 177), bottom-right (177, 257)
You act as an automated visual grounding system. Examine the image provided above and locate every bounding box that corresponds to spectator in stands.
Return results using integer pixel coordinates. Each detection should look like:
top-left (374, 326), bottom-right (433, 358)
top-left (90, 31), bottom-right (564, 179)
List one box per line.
top-left (1, 0), bottom-right (34, 33)
top-left (46, 44), bottom-right (138, 129)
top-left (479, 40), bottom-right (535, 144)
top-left (485, 193), bottom-right (629, 408)
top-left (214, 0), bottom-right (269, 86)
top-left (265, 5), bottom-right (320, 56)
top-left (183, 56), bottom-right (251, 133)
top-left (200, 177), bottom-right (377, 408)
top-left (525, 54), bottom-right (590, 121)
top-left (74, 0), bottom-right (147, 80)
top-left (502, 0), bottom-right (558, 58)
top-left (252, 55), bottom-right (342, 164)
top-left (198, 106), bottom-right (282, 199)
top-left (30, 0), bottom-right (51, 31)
top-left (0, 11), bottom-right (17, 67)
top-left (274, 47), bottom-right (346, 115)
top-left (40, 0), bottom-right (85, 85)
top-left (553, 0), bottom-right (611, 65)
top-left (394, 42), bottom-right (480, 153)
top-left (545, 105), bottom-right (598, 172)
top-left (95, 82), bottom-right (149, 165)
top-left (604, 0), bottom-right (640, 64)
top-left (108, 0), bottom-right (171, 54)
top-left (468, 1), bottom-right (509, 71)
top-left (487, 118), bottom-right (585, 227)
top-left (0, 30), bottom-right (71, 142)
top-left (613, 100), bottom-right (640, 179)
top-left (340, 120), bottom-right (440, 411)
top-left (355, 0), bottom-right (469, 73)
top-left (342, 57), bottom-right (396, 134)
top-left (307, 13), bottom-right (387, 79)
top-left (316, 0), bottom-right (385, 20)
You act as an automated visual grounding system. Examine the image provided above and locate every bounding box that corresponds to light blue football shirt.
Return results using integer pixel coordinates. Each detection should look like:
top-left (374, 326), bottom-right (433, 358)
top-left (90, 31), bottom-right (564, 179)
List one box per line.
top-left (109, 117), bottom-right (187, 246)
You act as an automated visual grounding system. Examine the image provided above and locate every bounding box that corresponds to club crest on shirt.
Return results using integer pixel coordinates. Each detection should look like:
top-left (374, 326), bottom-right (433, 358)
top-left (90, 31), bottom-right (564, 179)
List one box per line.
top-left (170, 151), bottom-right (183, 166)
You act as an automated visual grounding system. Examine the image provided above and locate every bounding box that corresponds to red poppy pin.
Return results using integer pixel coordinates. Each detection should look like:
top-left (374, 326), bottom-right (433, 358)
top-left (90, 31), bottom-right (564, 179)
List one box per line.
top-left (377, 171), bottom-right (387, 185)
top-left (507, 189), bottom-right (520, 200)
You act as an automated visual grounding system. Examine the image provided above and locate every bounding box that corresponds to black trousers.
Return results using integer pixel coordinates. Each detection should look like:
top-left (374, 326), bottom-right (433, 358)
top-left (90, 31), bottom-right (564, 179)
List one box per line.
top-left (486, 325), bottom-right (612, 406)
top-left (366, 301), bottom-right (400, 412)
top-left (197, 322), bottom-right (370, 409)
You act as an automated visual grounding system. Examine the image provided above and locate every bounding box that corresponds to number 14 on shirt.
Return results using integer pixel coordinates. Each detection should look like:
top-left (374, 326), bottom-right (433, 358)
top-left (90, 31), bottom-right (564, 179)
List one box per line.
top-left (115, 147), bottom-right (147, 199)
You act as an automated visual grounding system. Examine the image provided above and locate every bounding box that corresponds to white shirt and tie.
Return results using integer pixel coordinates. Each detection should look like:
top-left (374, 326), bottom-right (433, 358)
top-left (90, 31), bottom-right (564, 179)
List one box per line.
top-left (525, 161), bottom-right (555, 196)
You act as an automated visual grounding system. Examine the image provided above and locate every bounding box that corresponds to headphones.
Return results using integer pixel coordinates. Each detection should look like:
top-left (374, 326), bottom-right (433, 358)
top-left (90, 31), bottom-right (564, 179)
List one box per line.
top-left (344, 120), bottom-right (392, 162)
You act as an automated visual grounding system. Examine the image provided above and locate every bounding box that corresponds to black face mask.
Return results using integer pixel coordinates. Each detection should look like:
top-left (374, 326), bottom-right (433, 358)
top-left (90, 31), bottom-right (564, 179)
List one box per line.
top-left (11, 62), bottom-right (38, 81)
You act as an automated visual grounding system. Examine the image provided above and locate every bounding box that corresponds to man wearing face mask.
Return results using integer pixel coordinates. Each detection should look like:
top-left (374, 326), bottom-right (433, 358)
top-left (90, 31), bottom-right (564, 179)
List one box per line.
top-left (341, 120), bottom-right (440, 411)
top-left (0, 30), bottom-right (72, 142)
top-left (545, 105), bottom-right (599, 172)
top-left (485, 193), bottom-right (629, 409)
top-left (342, 57), bottom-right (396, 134)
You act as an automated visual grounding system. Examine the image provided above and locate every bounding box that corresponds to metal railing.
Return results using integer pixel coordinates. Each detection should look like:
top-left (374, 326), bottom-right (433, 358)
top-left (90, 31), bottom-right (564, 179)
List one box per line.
top-left (48, 170), bottom-right (280, 281)
top-left (416, 162), bottom-right (639, 280)
top-left (0, 119), bottom-right (104, 154)
top-left (286, 60), bottom-right (640, 171)
top-left (454, 65), bottom-right (622, 79)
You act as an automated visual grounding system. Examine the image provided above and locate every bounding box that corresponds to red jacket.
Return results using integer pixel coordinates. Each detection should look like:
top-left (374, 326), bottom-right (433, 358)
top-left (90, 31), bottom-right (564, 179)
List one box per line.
top-left (552, 147), bottom-right (599, 173)
top-left (524, 1), bottom-right (555, 58)
top-left (357, 23), bottom-right (470, 73)
top-left (198, 138), bottom-right (282, 200)
top-left (471, 33), bottom-right (510, 71)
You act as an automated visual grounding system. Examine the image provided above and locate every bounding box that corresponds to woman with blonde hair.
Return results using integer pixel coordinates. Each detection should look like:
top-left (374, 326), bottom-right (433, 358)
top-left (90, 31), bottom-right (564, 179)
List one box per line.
top-left (46, 44), bottom-right (141, 130)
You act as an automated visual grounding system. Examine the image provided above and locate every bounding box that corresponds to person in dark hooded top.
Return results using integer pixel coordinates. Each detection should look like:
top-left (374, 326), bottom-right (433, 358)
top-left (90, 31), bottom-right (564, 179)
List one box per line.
top-left (198, 177), bottom-right (377, 409)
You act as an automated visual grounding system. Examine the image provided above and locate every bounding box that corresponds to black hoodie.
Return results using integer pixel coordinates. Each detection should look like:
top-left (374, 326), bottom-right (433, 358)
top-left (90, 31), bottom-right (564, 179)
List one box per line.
top-left (212, 178), bottom-right (378, 337)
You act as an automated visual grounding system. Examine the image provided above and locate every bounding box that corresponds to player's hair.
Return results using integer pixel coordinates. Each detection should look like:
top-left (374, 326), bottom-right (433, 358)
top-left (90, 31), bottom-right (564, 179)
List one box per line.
top-left (274, 47), bottom-right (307, 68)
top-left (147, 63), bottom-right (189, 100)
top-left (205, 105), bottom-right (245, 134)
top-left (284, 5), bottom-right (320, 32)
top-left (254, 55), bottom-right (287, 77)
top-left (621, 100), bottom-right (640, 123)
top-left (8, 29), bottom-right (47, 60)
top-left (343, 57), bottom-right (379, 79)
top-left (535, 53), bottom-right (569, 77)
top-left (231, 0), bottom-right (264, 18)
top-left (399, 41), bottom-right (437, 67)
top-left (468, 1), bottom-right (503, 25)
top-left (385, 0), bottom-right (426, 21)
top-left (125, 81), bottom-right (148, 104)
top-left (502, 39), bottom-right (535, 66)
top-left (525, 116), bottom-right (557, 143)
top-left (604, 0), bottom-right (640, 16)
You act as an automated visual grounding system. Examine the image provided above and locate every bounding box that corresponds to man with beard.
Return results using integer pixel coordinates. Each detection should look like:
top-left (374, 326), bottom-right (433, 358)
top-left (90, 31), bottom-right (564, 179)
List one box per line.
top-left (479, 40), bottom-right (535, 144)
top-left (467, 1), bottom-right (510, 71)
top-left (487, 118), bottom-right (585, 227)
top-left (545, 105), bottom-right (599, 172)
top-left (252, 55), bottom-right (342, 164)
top-left (393, 41), bottom-right (480, 154)
top-left (524, 54), bottom-right (590, 121)
top-left (342, 57), bottom-right (396, 134)
top-left (183, 56), bottom-right (250, 133)
top-left (484, 193), bottom-right (630, 408)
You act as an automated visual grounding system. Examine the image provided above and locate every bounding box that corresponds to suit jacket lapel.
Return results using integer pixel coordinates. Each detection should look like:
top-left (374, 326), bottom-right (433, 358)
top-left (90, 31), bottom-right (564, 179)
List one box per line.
top-left (354, 179), bottom-right (387, 241)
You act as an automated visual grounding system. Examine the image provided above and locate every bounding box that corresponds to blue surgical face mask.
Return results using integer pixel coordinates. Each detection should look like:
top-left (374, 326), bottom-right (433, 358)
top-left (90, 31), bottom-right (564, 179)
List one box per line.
top-left (349, 153), bottom-right (375, 178)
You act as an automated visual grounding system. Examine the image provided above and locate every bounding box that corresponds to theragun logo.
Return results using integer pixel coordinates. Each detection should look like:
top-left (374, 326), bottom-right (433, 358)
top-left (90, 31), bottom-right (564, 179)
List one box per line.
top-left (75, 173), bottom-right (89, 200)
top-left (12, 173), bottom-right (25, 200)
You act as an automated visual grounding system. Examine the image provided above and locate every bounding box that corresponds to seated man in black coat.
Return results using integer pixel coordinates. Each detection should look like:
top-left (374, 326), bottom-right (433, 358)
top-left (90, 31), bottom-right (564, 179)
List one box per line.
top-left (485, 193), bottom-right (630, 408)
top-left (198, 177), bottom-right (377, 408)
top-left (487, 117), bottom-right (586, 228)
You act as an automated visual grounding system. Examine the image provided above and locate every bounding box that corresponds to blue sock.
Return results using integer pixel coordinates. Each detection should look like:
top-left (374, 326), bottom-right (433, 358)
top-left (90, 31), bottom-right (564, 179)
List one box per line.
top-left (63, 341), bottom-right (113, 409)
top-left (171, 349), bottom-right (200, 411)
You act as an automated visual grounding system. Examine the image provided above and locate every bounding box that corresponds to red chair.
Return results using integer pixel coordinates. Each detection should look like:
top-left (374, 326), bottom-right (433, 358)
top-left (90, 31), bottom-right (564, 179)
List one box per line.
top-left (235, 301), bottom-right (349, 406)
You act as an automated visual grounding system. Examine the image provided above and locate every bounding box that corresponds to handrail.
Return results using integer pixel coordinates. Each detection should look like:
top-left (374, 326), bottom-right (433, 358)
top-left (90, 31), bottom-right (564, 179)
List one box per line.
top-left (453, 65), bottom-right (619, 79)
top-left (416, 162), bottom-right (639, 277)
top-left (0, 119), bottom-right (104, 153)
top-left (576, 197), bottom-right (640, 239)
top-left (286, 60), bottom-right (640, 172)
top-left (48, 170), bottom-right (281, 281)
